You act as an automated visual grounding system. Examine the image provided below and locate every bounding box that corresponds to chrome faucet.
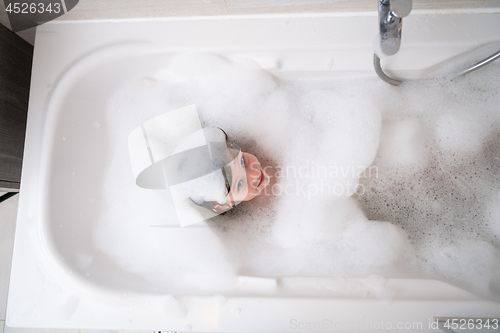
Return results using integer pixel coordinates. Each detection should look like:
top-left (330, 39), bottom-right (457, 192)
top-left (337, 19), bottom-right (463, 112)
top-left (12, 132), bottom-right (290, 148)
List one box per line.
top-left (374, 0), bottom-right (500, 85)
top-left (374, 0), bottom-right (413, 85)
top-left (378, 0), bottom-right (412, 56)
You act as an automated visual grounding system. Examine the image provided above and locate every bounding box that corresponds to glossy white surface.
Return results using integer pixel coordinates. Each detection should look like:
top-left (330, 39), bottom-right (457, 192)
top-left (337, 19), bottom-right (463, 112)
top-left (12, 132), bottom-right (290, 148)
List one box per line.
top-left (7, 10), bottom-right (500, 331)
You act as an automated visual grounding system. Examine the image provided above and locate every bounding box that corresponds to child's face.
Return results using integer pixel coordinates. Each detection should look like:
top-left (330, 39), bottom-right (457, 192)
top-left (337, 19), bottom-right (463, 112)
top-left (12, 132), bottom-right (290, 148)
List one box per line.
top-left (224, 151), bottom-right (270, 205)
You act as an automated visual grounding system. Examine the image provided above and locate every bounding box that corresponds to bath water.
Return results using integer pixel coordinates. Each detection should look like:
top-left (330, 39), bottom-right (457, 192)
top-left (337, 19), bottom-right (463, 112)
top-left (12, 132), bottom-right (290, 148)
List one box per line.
top-left (95, 53), bottom-right (500, 299)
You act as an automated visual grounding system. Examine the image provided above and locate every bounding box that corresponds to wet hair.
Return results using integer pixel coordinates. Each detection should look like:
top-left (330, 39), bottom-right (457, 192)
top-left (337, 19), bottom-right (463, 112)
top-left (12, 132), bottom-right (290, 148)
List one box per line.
top-left (191, 128), bottom-right (240, 214)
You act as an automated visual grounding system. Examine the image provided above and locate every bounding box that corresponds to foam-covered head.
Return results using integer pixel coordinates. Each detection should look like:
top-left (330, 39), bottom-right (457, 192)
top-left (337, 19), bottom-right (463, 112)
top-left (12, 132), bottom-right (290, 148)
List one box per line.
top-left (167, 127), bottom-right (271, 214)
top-left (162, 126), bottom-right (247, 224)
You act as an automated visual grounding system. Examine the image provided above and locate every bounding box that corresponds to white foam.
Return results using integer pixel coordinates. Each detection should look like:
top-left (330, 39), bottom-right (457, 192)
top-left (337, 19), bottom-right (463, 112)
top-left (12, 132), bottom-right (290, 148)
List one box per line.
top-left (175, 168), bottom-right (227, 205)
top-left (94, 52), bottom-right (500, 299)
top-left (424, 240), bottom-right (500, 296)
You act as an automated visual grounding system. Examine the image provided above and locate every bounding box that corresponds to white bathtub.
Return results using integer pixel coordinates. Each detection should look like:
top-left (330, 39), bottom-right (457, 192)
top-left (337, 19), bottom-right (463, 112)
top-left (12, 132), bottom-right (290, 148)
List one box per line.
top-left (7, 9), bottom-right (500, 331)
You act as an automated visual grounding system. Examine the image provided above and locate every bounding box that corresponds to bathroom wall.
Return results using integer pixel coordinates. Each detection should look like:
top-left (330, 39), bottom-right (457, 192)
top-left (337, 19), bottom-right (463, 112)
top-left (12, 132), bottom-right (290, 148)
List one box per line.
top-left (1, 0), bottom-right (499, 45)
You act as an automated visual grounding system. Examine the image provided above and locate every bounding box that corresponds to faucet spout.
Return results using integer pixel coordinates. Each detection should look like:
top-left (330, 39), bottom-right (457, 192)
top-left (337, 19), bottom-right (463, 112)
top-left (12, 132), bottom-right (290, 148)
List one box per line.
top-left (378, 0), bottom-right (412, 56)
